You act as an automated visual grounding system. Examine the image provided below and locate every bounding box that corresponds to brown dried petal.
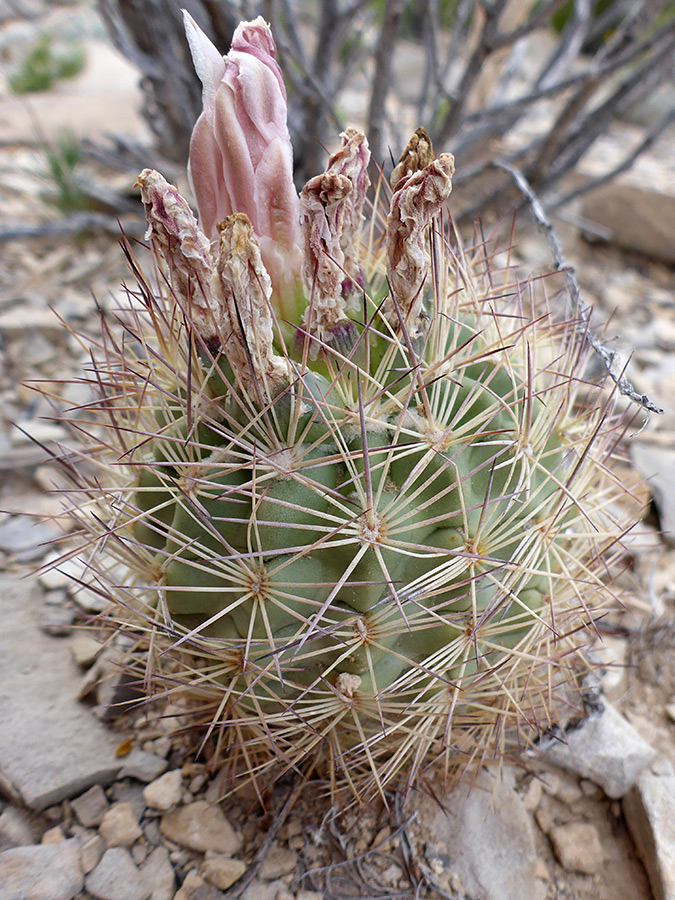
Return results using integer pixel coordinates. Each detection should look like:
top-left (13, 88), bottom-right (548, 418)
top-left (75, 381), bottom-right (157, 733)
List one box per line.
top-left (325, 128), bottom-right (371, 279)
top-left (300, 172), bottom-right (353, 346)
top-left (384, 153), bottom-right (455, 337)
top-left (136, 169), bottom-right (215, 335)
top-left (390, 127), bottom-right (435, 190)
top-left (212, 213), bottom-right (291, 397)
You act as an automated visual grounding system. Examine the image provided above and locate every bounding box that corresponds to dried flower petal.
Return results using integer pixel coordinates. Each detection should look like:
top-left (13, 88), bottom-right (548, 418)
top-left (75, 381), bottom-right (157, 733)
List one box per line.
top-left (212, 213), bottom-right (291, 397)
top-left (325, 128), bottom-right (371, 289)
top-left (384, 153), bottom-right (455, 337)
top-left (300, 172), bottom-right (356, 352)
top-left (390, 126), bottom-right (435, 189)
top-left (136, 168), bottom-right (217, 338)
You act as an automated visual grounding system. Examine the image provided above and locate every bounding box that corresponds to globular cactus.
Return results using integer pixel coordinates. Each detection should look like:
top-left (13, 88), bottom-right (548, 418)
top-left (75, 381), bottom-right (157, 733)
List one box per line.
top-left (57, 15), bottom-right (633, 803)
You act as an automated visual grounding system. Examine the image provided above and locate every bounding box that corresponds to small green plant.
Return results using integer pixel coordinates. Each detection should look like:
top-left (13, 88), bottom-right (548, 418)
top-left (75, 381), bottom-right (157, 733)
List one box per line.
top-left (40, 131), bottom-right (88, 213)
top-left (9, 33), bottom-right (85, 95)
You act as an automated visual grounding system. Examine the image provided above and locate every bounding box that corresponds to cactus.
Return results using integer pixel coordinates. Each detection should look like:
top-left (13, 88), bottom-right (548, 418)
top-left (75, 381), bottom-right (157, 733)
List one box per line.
top-left (56, 15), bottom-right (633, 803)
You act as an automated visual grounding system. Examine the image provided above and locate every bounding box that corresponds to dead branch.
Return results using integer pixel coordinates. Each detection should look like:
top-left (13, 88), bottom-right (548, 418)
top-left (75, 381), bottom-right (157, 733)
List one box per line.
top-left (494, 159), bottom-right (664, 417)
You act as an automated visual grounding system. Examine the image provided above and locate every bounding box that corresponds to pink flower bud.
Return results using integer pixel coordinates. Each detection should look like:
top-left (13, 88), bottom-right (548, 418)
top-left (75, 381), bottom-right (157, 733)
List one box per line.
top-left (184, 13), bottom-right (302, 319)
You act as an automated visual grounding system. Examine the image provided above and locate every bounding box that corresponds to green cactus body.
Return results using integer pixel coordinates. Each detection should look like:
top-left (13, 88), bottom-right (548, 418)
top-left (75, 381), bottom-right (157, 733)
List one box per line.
top-left (63, 212), bottom-right (631, 803)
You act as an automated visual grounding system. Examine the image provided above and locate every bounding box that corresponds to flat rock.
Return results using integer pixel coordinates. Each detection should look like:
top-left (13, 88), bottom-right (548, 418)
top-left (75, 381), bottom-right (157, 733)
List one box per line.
top-left (549, 822), bottom-right (606, 874)
top-left (259, 844), bottom-right (297, 880)
top-left (0, 515), bottom-right (60, 562)
top-left (0, 806), bottom-right (35, 850)
top-left (580, 125), bottom-right (675, 264)
top-left (631, 444), bottom-right (675, 544)
top-left (143, 769), bottom-right (183, 811)
top-left (85, 847), bottom-right (150, 900)
top-left (71, 784), bottom-right (109, 828)
top-left (201, 854), bottom-right (247, 891)
top-left (0, 576), bottom-right (125, 809)
top-left (0, 837), bottom-right (83, 900)
top-left (139, 845), bottom-right (176, 900)
top-left (624, 761), bottom-right (675, 900)
top-left (539, 702), bottom-right (656, 798)
top-left (99, 802), bottom-right (142, 848)
top-left (160, 801), bottom-right (242, 855)
top-left (416, 768), bottom-right (546, 900)
top-left (118, 749), bottom-right (168, 783)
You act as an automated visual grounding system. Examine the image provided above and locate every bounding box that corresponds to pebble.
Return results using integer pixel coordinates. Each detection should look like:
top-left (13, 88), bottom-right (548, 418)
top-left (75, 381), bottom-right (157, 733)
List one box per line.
top-left (548, 822), bottom-right (606, 874)
top-left (42, 825), bottom-right (66, 843)
top-left (242, 881), bottom-right (292, 900)
top-left (201, 854), bottom-right (247, 890)
top-left (139, 845), bottom-right (176, 900)
top-left (81, 834), bottom-right (105, 873)
top-left (160, 801), bottom-right (242, 855)
top-left (296, 892), bottom-right (323, 900)
top-left (0, 806), bottom-right (35, 850)
top-left (0, 577), bottom-right (125, 809)
top-left (631, 443), bottom-right (675, 544)
top-left (623, 760), bottom-right (675, 900)
top-left (0, 515), bottom-right (60, 562)
top-left (72, 784), bottom-right (109, 827)
top-left (174, 870), bottom-right (224, 900)
top-left (0, 837), bottom-right (83, 900)
top-left (39, 603), bottom-right (75, 636)
top-left (143, 770), bottom-right (183, 811)
top-left (85, 847), bottom-right (150, 900)
top-left (98, 802), bottom-right (142, 847)
top-left (418, 768), bottom-right (546, 900)
top-left (539, 702), bottom-right (656, 798)
top-left (70, 633), bottom-right (100, 668)
top-left (118, 750), bottom-right (168, 783)
top-left (259, 844), bottom-right (297, 880)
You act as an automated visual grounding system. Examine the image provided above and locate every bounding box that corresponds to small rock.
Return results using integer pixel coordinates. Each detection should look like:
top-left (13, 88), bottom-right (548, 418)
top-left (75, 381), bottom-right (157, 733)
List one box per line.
top-left (107, 782), bottom-right (147, 820)
top-left (631, 444), bottom-right (675, 543)
top-left (242, 880), bottom-right (290, 900)
top-left (140, 845), bottom-right (176, 900)
top-left (99, 802), bottom-right (142, 848)
top-left (0, 515), bottom-right (60, 562)
top-left (539, 702), bottom-right (656, 798)
top-left (259, 844), bottom-right (297, 880)
top-left (39, 603), bottom-right (76, 636)
top-left (143, 769), bottom-right (183, 811)
top-left (0, 837), bottom-right (83, 900)
top-left (72, 784), bottom-right (109, 828)
top-left (296, 892), bottom-right (323, 900)
top-left (118, 750), bottom-right (168, 783)
top-left (81, 834), bottom-right (105, 873)
top-left (549, 822), bottom-right (605, 874)
top-left (416, 768), bottom-right (546, 900)
top-left (0, 805), bottom-right (35, 850)
top-left (85, 847), bottom-right (150, 900)
top-left (160, 801), bottom-right (242, 855)
top-left (150, 737), bottom-right (172, 759)
top-left (71, 634), bottom-right (100, 668)
top-left (0, 577), bottom-right (124, 810)
top-left (623, 761), bottom-right (675, 900)
top-left (201, 854), bottom-right (247, 890)
top-left (132, 843), bottom-right (149, 865)
top-left (174, 870), bottom-right (226, 899)
top-left (42, 825), bottom-right (66, 843)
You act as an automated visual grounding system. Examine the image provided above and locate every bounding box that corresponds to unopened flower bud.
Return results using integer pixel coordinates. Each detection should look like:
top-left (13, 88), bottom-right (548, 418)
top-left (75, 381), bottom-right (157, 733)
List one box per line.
top-left (184, 13), bottom-right (302, 317)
